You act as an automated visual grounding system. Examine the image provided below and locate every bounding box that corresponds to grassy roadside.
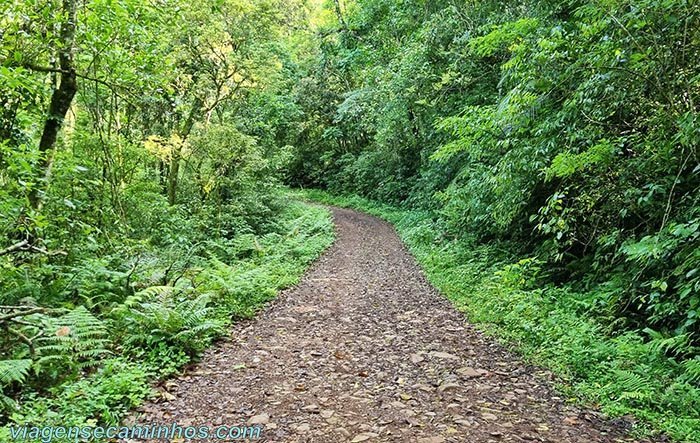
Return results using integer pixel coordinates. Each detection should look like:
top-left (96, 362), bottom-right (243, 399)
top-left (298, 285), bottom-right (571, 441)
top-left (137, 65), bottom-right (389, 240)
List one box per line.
top-left (297, 189), bottom-right (700, 442)
top-left (1, 200), bottom-right (335, 442)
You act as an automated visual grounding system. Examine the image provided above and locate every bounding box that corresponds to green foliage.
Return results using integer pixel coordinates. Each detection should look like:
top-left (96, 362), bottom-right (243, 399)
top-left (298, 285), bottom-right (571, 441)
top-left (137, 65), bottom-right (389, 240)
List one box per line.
top-left (196, 201), bottom-right (335, 319)
top-left (0, 195), bottom-right (333, 431)
top-left (468, 18), bottom-right (540, 57)
top-left (3, 0), bottom-right (699, 439)
top-left (9, 359), bottom-right (152, 429)
top-left (1, 0), bottom-right (330, 431)
top-left (0, 360), bottom-right (31, 386)
top-left (113, 289), bottom-right (223, 358)
top-left (546, 139), bottom-right (618, 180)
top-left (288, 0), bottom-right (700, 338)
top-left (0, 360), bottom-right (31, 413)
top-left (35, 307), bottom-right (111, 382)
top-left (185, 124), bottom-right (268, 203)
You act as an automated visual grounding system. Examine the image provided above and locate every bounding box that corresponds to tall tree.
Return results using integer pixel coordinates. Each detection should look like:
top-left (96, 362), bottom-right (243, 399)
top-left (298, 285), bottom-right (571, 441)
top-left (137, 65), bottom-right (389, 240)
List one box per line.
top-left (29, 0), bottom-right (78, 210)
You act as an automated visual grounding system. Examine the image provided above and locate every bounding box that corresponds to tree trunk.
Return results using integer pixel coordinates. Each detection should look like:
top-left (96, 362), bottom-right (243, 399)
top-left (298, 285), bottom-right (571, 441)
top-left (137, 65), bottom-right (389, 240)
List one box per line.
top-left (166, 97), bottom-right (202, 206)
top-left (333, 0), bottom-right (348, 32)
top-left (29, 0), bottom-right (78, 210)
top-left (167, 149), bottom-right (181, 206)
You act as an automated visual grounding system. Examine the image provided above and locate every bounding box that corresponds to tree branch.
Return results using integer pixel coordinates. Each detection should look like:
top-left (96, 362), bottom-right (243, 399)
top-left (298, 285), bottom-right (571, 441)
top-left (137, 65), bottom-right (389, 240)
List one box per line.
top-left (21, 63), bottom-right (133, 98)
top-left (0, 240), bottom-right (29, 256)
top-left (0, 307), bottom-right (47, 323)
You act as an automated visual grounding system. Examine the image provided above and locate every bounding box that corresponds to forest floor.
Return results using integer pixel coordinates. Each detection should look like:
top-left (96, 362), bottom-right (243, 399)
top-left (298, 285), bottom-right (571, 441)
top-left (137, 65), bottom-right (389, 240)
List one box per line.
top-left (125, 207), bottom-right (653, 443)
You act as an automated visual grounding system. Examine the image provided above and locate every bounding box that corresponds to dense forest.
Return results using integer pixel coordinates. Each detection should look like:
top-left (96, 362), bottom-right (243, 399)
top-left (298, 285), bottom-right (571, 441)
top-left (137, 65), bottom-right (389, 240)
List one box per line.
top-left (1, 0), bottom-right (699, 441)
top-left (0, 0), bottom-right (335, 436)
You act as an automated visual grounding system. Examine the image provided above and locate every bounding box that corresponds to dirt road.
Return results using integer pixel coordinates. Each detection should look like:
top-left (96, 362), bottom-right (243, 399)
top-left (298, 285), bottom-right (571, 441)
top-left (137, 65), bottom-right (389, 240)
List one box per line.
top-left (129, 207), bottom-right (642, 442)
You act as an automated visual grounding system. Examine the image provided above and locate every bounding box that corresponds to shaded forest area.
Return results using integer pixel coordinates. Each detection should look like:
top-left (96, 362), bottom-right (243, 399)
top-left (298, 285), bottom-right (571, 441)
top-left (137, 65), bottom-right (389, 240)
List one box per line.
top-left (0, 0), bottom-right (334, 435)
top-left (1, 0), bottom-right (699, 441)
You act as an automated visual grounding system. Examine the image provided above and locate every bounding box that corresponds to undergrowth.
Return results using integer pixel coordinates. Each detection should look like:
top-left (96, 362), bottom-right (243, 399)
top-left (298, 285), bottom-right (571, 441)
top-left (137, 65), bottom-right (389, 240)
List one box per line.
top-left (0, 200), bottom-right (334, 441)
top-left (298, 189), bottom-right (700, 442)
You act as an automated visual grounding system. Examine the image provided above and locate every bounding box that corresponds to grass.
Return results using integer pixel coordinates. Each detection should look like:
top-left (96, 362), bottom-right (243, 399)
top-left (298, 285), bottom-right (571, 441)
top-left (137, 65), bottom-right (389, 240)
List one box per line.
top-left (297, 188), bottom-right (700, 443)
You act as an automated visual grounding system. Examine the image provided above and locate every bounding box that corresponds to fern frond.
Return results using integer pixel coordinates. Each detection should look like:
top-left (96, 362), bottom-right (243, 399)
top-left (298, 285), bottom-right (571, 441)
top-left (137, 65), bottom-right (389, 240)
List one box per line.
top-left (613, 369), bottom-right (655, 404)
top-left (34, 306), bottom-right (111, 374)
top-left (643, 328), bottom-right (692, 356)
top-left (0, 392), bottom-right (18, 412)
top-left (118, 292), bottom-right (221, 355)
top-left (0, 359), bottom-right (32, 385)
top-left (681, 357), bottom-right (700, 385)
top-left (136, 286), bottom-right (174, 299)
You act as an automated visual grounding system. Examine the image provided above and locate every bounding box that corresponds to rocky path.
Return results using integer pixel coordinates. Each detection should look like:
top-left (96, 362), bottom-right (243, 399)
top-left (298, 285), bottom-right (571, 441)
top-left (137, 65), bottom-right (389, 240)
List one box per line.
top-left (129, 207), bottom-right (644, 442)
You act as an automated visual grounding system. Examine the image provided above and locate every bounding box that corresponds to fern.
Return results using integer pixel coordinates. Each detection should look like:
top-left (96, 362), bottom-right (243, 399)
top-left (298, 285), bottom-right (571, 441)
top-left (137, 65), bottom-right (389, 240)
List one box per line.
top-left (611, 369), bottom-right (655, 405)
top-left (0, 359), bottom-right (32, 385)
top-left (135, 285), bottom-right (174, 299)
top-left (681, 357), bottom-right (700, 385)
top-left (116, 288), bottom-right (223, 356)
top-left (35, 306), bottom-right (111, 379)
top-left (0, 359), bottom-right (32, 413)
top-left (644, 328), bottom-right (691, 357)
